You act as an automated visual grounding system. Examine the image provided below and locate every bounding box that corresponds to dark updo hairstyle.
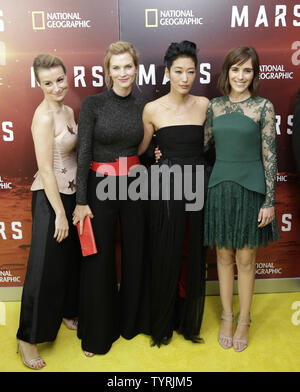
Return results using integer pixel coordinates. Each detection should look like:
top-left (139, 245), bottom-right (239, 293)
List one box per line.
top-left (164, 40), bottom-right (198, 70)
top-left (218, 46), bottom-right (260, 97)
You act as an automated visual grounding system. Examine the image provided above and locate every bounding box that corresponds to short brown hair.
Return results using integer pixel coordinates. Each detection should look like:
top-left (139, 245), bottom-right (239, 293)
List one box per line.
top-left (33, 54), bottom-right (66, 83)
top-left (218, 46), bottom-right (260, 97)
top-left (104, 41), bottom-right (139, 89)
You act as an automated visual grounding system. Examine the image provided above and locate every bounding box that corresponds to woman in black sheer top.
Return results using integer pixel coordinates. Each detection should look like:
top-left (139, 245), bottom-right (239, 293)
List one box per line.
top-left (73, 41), bottom-right (150, 356)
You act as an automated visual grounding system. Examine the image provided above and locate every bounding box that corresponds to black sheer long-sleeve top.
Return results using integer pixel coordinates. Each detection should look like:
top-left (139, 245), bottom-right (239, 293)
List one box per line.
top-left (76, 89), bottom-right (146, 205)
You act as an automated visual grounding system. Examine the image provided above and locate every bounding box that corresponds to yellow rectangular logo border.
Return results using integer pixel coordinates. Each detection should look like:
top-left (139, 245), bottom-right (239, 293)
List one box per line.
top-left (32, 11), bottom-right (45, 30)
top-left (145, 9), bottom-right (158, 28)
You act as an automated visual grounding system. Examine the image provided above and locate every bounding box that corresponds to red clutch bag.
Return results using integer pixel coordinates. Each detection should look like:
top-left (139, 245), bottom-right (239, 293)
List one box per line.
top-left (77, 216), bottom-right (97, 257)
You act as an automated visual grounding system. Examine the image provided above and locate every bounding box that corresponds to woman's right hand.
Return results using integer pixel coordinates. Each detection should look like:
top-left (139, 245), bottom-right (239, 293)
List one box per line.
top-left (155, 146), bottom-right (162, 163)
top-left (54, 212), bottom-right (69, 243)
top-left (72, 205), bottom-right (94, 235)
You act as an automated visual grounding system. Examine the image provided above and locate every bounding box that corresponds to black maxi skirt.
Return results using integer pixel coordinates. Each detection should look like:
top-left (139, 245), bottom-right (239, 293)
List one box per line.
top-left (149, 160), bottom-right (207, 347)
top-left (17, 190), bottom-right (81, 344)
top-left (77, 171), bottom-right (150, 355)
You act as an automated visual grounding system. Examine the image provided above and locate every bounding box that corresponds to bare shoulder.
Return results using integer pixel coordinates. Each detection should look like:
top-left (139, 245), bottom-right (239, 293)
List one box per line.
top-left (194, 95), bottom-right (210, 109)
top-left (144, 97), bottom-right (163, 113)
top-left (143, 98), bottom-right (163, 122)
top-left (32, 105), bottom-right (54, 135)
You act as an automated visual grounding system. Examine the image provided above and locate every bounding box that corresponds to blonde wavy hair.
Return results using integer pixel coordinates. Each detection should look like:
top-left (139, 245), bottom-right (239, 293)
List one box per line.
top-left (104, 41), bottom-right (139, 89)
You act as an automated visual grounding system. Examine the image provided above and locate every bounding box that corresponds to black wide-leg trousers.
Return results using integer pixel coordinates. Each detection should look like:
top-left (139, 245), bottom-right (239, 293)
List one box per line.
top-left (17, 190), bottom-right (81, 344)
top-left (77, 172), bottom-right (150, 355)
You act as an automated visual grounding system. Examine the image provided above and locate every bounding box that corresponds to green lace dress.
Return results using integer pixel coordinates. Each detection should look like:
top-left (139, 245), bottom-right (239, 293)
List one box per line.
top-left (204, 96), bottom-right (280, 249)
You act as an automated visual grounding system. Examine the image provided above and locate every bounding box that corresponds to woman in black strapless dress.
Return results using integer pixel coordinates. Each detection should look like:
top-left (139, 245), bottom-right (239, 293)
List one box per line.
top-left (139, 41), bottom-right (209, 346)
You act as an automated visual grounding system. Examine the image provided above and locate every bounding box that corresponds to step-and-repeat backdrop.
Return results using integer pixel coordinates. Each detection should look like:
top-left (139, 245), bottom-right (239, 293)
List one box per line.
top-left (1, 0), bottom-right (300, 289)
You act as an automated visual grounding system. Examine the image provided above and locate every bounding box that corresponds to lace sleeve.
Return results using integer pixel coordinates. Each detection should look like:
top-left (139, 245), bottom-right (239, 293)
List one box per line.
top-left (260, 100), bottom-right (278, 208)
top-left (76, 96), bottom-right (96, 205)
top-left (204, 100), bottom-right (214, 152)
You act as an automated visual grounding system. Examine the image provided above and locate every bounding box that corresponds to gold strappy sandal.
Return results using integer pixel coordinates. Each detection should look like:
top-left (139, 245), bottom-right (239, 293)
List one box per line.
top-left (233, 315), bottom-right (251, 352)
top-left (218, 311), bottom-right (234, 349)
top-left (17, 340), bottom-right (46, 370)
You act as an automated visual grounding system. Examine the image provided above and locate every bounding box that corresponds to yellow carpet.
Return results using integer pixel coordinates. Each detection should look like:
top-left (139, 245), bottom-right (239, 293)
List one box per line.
top-left (0, 293), bottom-right (299, 372)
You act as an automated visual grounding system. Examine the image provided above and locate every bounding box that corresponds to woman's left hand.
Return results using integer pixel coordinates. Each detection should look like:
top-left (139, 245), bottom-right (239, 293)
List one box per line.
top-left (258, 206), bottom-right (275, 228)
top-left (155, 147), bottom-right (162, 163)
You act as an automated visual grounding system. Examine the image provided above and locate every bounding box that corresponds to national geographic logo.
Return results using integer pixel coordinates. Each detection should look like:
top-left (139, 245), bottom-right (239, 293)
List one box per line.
top-left (32, 11), bottom-right (45, 30)
top-left (259, 64), bottom-right (294, 80)
top-left (31, 11), bottom-right (91, 30)
top-left (0, 176), bottom-right (12, 189)
top-left (145, 9), bottom-right (158, 27)
top-left (145, 8), bottom-right (203, 28)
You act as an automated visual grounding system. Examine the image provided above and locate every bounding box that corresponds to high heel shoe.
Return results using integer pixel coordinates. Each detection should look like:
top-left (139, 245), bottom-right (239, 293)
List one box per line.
top-left (233, 315), bottom-right (251, 352)
top-left (63, 318), bottom-right (78, 330)
top-left (84, 351), bottom-right (95, 358)
top-left (218, 311), bottom-right (234, 349)
top-left (17, 339), bottom-right (46, 370)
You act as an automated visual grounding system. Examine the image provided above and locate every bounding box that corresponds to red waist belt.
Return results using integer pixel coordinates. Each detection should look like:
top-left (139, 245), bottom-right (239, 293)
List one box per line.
top-left (91, 156), bottom-right (140, 176)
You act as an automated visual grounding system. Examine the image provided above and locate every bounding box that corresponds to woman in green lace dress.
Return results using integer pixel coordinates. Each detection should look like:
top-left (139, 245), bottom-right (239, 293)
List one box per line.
top-left (204, 46), bottom-right (280, 352)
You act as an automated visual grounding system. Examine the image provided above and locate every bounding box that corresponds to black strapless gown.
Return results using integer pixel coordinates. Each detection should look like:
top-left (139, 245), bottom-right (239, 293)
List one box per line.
top-left (149, 125), bottom-right (206, 346)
